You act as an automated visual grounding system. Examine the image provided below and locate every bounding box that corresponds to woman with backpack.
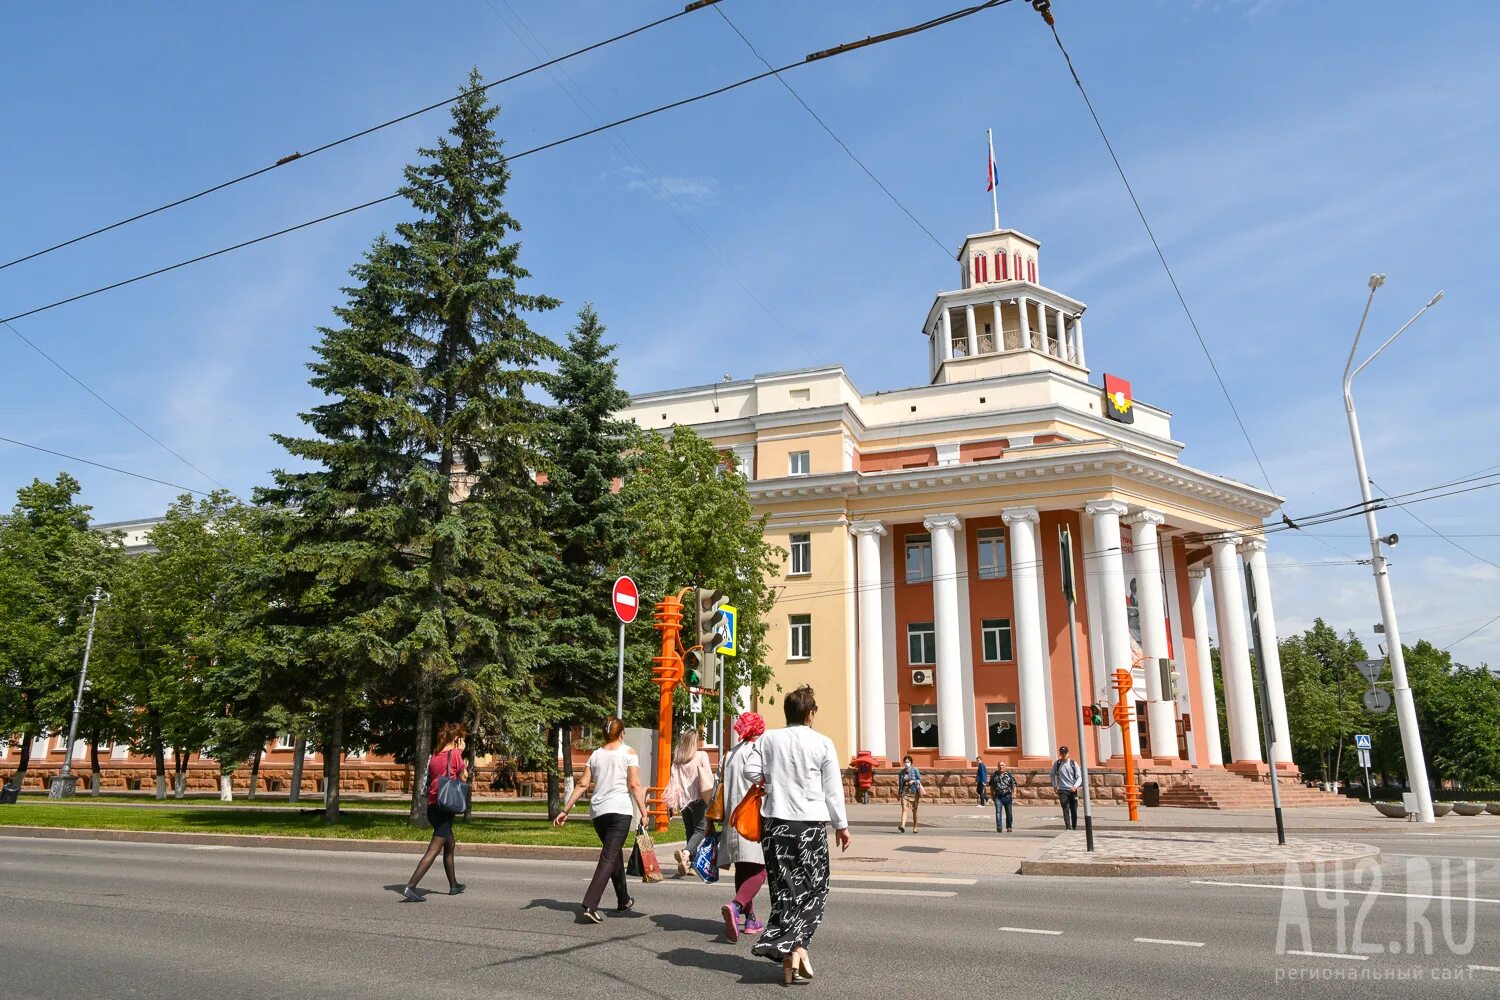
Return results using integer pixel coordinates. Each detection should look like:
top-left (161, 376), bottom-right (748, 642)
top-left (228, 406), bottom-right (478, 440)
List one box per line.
top-left (401, 722), bottom-right (469, 901)
top-left (666, 726), bottom-right (713, 877)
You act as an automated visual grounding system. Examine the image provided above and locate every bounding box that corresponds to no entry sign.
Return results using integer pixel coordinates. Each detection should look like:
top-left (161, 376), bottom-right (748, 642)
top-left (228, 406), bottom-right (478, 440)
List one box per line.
top-left (611, 576), bottom-right (639, 624)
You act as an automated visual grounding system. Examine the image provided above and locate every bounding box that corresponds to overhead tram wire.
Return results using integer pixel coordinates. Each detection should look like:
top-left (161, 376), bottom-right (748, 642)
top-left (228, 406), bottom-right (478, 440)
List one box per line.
top-left (711, 4), bottom-right (958, 261)
top-left (0, 1), bottom-right (723, 273)
top-left (2, 318), bottom-right (231, 494)
top-left (1038, 7), bottom-right (1276, 496)
top-left (0, 0), bottom-right (1019, 329)
top-left (0, 435), bottom-right (212, 497)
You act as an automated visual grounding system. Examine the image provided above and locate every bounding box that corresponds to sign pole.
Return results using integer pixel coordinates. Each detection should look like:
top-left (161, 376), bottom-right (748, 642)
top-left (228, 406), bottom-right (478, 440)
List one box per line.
top-left (1059, 526), bottom-right (1094, 852)
top-left (616, 621), bottom-right (625, 721)
top-left (1244, 563), bottom-right (1286, 846)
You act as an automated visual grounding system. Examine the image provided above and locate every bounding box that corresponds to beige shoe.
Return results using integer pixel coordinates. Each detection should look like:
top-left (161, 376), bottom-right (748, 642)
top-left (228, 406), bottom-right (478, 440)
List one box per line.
top-left (675, 850), bottom-right (689, 876)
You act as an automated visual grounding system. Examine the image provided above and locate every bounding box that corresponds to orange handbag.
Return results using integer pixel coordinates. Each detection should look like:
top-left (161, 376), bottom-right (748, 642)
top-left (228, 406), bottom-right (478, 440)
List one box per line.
top-left (731, 784), bottom-right (764, 841)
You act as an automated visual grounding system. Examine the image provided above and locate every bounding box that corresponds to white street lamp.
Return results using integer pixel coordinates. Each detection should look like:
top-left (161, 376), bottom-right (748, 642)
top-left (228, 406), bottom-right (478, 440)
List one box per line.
top-left (1341, 274), bottom-right (1442, 824)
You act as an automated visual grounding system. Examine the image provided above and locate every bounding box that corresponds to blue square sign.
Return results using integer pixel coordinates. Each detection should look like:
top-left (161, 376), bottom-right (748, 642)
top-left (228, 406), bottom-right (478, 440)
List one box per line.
top-left (1354, 734), bottom-right (1372, 750)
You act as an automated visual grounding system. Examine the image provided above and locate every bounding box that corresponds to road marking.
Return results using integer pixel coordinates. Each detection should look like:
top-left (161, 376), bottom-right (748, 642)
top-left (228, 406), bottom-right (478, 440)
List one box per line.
top-left (1134, 937), bottom-right (1204, 948)
top-left (1286, 950), bottom-right (1369, 962)
top-left (833, 887), bottom-right (956, 898)
top-left (1194, 879), bottom-right (1500, 905)
top-left (831, 874), bottom-right (976, 886)
top-left (1468, 965), bottom-right (1500, 973)
top-left (998, 926), bottom-right (1063, 936)
top-left (1383, 851), bottom-right (1493, 862)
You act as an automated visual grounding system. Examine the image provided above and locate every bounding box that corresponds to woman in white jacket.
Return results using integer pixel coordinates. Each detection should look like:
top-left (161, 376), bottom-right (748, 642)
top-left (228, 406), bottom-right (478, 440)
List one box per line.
top-left (719, 711), bottom-right (767, 942)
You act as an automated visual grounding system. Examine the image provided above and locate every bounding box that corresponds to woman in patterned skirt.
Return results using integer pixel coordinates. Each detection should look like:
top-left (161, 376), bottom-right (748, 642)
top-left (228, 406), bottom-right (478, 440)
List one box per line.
top-left (747, 685), bottom-right (850, 985)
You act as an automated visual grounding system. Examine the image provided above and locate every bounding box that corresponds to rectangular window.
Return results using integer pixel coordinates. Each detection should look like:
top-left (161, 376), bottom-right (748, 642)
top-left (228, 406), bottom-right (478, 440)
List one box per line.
top-left (910, 705), bottom-right (939, 749)
top-left (789, 533), bottom-right (812, 576)
top-left (986, 703), bottom-right (1019, 749)
top-left (788, 451), bottom-right (810, 476)
top-left (976, 527), bottom-right (1008, 580)
top-left (276, 733), bottom-right (296, 750)
top-left (906, 622), bottom-right (936, 666)
top-left (981, 618), bottom-right (1014, 663)
top-left (904, 534), bottom-right (933, 584)
top-left (789, 614), bottom-right (812, 660)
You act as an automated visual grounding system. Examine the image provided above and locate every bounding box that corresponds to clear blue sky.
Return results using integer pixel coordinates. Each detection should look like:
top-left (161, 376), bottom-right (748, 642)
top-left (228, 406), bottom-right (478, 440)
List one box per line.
top-left (2, 1), bottom-right (1498, 667)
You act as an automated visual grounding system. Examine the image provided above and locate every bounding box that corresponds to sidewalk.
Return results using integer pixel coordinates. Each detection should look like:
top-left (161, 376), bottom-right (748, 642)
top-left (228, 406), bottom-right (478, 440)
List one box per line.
top-left (1019, 830), bottom-right (1380, 877)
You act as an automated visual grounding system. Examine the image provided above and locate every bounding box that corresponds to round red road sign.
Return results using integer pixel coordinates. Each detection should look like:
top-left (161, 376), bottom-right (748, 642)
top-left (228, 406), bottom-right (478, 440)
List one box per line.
top-left (611, 576), bottom-right (639, 624)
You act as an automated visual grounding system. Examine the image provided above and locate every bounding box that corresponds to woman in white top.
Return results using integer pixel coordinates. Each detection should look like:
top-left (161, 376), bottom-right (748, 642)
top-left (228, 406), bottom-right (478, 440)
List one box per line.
top-left (556, 717), bottom-right (648, 923)
top-left (718, 711), bottom-right (767, 942)
top-left (746, 685), bottom-right (850, 984)
top-left (666, 726), bottom-right (713, 877)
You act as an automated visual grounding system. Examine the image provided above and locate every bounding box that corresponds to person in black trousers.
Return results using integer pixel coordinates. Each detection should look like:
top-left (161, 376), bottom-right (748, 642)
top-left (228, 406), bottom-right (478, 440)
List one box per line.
top-left (556, 717), bottom-right (650, 923)
top-left (1050, 746), bottom-right (1082, 831)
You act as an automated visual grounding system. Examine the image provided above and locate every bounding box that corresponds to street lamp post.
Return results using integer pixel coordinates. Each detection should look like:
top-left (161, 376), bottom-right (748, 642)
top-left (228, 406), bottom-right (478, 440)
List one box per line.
top-left (1342, 274), bottom-right (1442, 825)
top-left (48, 586), bottom-right (106, 800)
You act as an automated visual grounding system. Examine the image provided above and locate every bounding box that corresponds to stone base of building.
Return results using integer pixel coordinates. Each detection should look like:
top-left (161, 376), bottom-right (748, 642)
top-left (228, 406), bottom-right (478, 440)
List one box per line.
top-left (4, 762), bottom-right (559, 797)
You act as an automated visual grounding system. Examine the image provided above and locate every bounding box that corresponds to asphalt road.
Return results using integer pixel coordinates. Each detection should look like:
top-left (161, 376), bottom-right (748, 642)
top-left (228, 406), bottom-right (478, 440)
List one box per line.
top-left (2, 827), bottom-right (1498, 999)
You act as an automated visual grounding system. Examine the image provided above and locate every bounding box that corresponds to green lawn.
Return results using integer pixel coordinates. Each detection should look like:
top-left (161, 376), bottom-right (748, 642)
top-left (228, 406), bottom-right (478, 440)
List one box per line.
top-left (0, 802), bottom-right (681, 848)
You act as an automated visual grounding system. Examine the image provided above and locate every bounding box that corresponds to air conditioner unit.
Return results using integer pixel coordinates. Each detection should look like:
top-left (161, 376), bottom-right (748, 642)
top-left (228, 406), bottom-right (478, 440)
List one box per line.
top-left (911, 668), bottom-right (934, 686)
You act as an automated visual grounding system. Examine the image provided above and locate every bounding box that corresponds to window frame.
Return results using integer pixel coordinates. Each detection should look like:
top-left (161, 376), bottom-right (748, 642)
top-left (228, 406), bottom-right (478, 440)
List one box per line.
top-left (986, 703), bottom-right (1019, 749)
top-left (906, 622), bottom-right (936, 666)
top-left (976, 527), bottom-right (1008, 580)
top-left (788, 450), bottom-right (811, 477)
top-left (788, 614), bottom-right (812, 660)
top-left (981, 618), bottom-right (1014, 663)
top-left (789, 532), bottom-right (812, 576)
top-left (904, 533), bottom-right (934, 584)
top-left (909, 705), bottom-right (940, 749)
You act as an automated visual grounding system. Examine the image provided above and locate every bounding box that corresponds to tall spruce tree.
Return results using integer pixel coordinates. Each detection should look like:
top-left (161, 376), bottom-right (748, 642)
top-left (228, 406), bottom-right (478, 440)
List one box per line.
top-left (535, 305), bottom-right (633, 816)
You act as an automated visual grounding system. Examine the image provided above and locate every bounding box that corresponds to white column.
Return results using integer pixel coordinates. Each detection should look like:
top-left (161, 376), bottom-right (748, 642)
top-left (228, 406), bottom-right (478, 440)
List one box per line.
top-left (1074, 314), bottom-right (1086, 367)
top-left (1162, 541), bottom-right (1195, 765)
top-left (1079, 516), bottom-right (1117, 763)
top-left (1017, 295), bottom-right (1031, 351)
top-left (923, 514), bottom-right (966, 758)
top-left (940, 309), bottom-right (953, 360)
top-left (1054, 308), bottom-right (1067, 359)
top-left (1210, 534), bottom-right (1261, 764)
top-left (963, 303), bottom-right (977, 358)
top-left (1186, 567), bottom-right (1223, 766)
top-left (850, 523), bottom-right (888, 759)
top-left (1003, 507), bottom-right (1050, 759)
top-left (1126, 510), bottom-right (1179, 759)
top-left (1240, 538), bottom-right (1293, 765)
top-left (1086, 499), bottom-right (1140, 757)
top-left (1036, 302), bottom-right (1051, 356)
top-left (993, 298), bottom-right (1007, 350)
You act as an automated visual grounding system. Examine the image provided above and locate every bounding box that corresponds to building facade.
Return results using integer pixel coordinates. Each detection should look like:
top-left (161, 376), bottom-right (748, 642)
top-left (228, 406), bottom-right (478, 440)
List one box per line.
top-left (620, 226), bottom-right (1295, 776)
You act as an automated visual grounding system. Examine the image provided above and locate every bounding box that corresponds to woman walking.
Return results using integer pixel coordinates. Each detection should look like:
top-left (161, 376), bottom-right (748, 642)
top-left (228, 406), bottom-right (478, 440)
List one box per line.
top-left (719, 711), bottom-right (767, 942)
top-left (747, 686), bottom-right (850, 985)
top-left (897, 755), bottom-right (923, 834)
top-left (401, 722), bottom-right (469, 901)
top-left (667, 726), bottom-right (713, 877)
top-left (555, 717), bottom-right (649, 923)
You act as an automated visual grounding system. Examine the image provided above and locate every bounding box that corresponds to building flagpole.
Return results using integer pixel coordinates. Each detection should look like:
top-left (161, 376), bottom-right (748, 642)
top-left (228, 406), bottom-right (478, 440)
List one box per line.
top-left (987, 128), bottom-right (1000, 231)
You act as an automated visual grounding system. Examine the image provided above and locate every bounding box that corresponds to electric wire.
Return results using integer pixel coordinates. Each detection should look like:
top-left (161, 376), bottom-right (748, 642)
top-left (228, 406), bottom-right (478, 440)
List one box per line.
top-left (1043, 16), bottom-right (1276, 495)
top-left (0, 2), bottom-right (718, 273)
top-left (3, 319), bottom-right (230, 494)
top-left (0, 0), bottom-right (1015, 329)
top-left (0, 435), bottom-right (212, 497)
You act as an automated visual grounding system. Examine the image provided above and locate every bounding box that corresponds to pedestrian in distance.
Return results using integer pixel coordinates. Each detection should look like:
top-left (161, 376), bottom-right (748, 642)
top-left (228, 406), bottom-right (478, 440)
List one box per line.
top-left (746, 685), bottom-right (850, 985)
top-left (990, 760), bottom-right (1016, 833)
top-left (896, 755), bottom-right (923, 833)
top-left (974, 755), bottom-right (989, 806)
top-left (719, 711), bottom-right (768, 943)
top-left (666, 726), bottom-right (713, 877)
top-left (401, 722), bottom-right (469, 901)
top-left (1051, 745), bottom-right (1082, 831)
top-left (555, 717), bottom-right (650, 923)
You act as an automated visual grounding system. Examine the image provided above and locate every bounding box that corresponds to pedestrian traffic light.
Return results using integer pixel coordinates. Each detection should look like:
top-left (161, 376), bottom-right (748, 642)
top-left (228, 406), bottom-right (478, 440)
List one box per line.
top-left (683, 646), bottom-right (705, 689)
top-left (696, 588), bottom-right (727, 690)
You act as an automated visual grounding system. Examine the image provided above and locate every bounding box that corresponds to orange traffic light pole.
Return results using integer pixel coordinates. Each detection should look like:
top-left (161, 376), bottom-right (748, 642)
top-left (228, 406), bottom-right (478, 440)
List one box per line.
top-left (1113, 668), bottom-right (1141, 822)
top-left (648, 589), bottom-right (691, 832)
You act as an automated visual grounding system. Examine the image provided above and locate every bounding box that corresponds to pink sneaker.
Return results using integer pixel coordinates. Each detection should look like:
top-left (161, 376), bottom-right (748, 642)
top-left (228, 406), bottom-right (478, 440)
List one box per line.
top-left (743, 915), bottom-right (765, 935)
top-left (721, 903), bottom-right (742, 943)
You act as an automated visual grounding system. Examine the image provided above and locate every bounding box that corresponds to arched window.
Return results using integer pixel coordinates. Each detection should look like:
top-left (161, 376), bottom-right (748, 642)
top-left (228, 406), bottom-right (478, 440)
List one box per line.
top-left (1027, 258), bottom-right (1037, 283)
top-left (1014, 254), bottom-right (1023, 281)
top-left (973, 253), bottom-right (988, 284)
top-left (997, 252), bottom-right (1009, 280)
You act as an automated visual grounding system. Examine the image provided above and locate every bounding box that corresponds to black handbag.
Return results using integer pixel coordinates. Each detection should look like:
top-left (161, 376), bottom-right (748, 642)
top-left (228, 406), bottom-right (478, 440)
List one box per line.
top-left (626, 841), bottom-right (645, 878)
top-left (435, 749), bottom-right (469, 813)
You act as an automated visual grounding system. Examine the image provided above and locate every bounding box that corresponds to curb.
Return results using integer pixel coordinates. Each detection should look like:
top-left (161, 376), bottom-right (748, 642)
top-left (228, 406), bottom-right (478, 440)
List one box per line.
top-left (1019, 844), bottom-right (1381, 878)
top-left (0, 825), bottom-right (602, 861)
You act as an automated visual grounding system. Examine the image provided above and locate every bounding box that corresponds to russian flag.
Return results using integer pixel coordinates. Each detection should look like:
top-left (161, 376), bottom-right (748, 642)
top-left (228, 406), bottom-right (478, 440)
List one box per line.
top-left (986, 149), bottom-right (999, 192)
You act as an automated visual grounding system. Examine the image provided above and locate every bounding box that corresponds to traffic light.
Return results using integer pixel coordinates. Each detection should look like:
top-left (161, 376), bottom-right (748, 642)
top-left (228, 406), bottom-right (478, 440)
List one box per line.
top-left (696, 588), bottom-right (727, 690)
top-left (684, 646), bottom-right (705, 688)
top-left (1087, 703), bottom-right (1105, 727)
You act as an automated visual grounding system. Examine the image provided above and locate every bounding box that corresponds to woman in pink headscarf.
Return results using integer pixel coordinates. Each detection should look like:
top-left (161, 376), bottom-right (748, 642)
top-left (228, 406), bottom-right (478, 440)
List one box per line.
top-left (719, 711), bottom-right (767, 942)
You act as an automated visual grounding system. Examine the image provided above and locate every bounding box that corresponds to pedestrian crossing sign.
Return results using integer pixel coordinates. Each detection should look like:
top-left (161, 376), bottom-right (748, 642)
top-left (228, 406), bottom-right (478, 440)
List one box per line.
top-left (1354, 733), bottom-right (1372, 750)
